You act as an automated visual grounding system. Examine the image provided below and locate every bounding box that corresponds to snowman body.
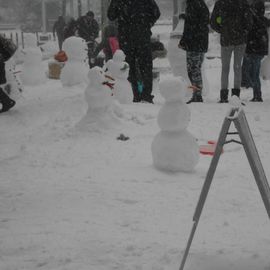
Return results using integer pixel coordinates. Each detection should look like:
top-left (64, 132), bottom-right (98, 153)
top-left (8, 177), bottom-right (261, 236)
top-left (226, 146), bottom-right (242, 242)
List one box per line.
top-left (106, 50), bottom-right (132, 104)
top-left (60, 37), bottom-right (88, 86)
top-left (79, 66), bottom-right (120, 130)
top-left (151, 77), bottom-right (199, 172)
top-left (21, 34), bottom-right (46, 86)
top-left (4, 57), bottom-right (23, 100)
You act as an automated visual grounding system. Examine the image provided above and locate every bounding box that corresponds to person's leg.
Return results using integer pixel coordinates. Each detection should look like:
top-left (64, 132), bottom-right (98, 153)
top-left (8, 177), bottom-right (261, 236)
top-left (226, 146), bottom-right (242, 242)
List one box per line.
top-left (0, 87), bottom-right (16, 113)
top-left (250, 55), bottom-right (264, 101)
top-left (186, 51), bottom-right (204, 103)
top-left (137, 38), bottom-right (153, 103)
top-left (221, 45), bottom-right (233, 90)
top-left (232, 44), bottom-right (246, 96)
top-left (241, 54), bottom-right (250, 88)
top-left (125, 47), bottom-right (140, 102)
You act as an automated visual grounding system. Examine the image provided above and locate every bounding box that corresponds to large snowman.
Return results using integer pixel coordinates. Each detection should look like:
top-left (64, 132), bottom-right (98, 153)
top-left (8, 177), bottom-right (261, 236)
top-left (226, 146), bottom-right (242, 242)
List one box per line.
top-left (78, 66), bottom-right (121, 131)
top-left (21, 33), bottom-right (46, 86)
top-left (105, 50), bottom-right (133, 104)
top-left (60, 36), bottom-right (88, 86)
top-left (151, 76), bottom-right (199, 172)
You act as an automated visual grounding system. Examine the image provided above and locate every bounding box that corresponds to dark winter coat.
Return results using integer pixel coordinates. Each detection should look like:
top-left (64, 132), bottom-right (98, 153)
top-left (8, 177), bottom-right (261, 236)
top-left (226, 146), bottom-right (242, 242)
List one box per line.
top-left (179, 0), bottom-right (209, 53)
top-left (77, 15), bottom-right (99, 42)
top-left (246, 0), bottom-right (269, 56)
top-left (53, 17), bottom-right (66, 38)
top-left (63, 18), bottom-right (78, 40)
top-left (210, 0), bottom-right (252, 47)
top-left (107, 0), bottom-right (160, 43)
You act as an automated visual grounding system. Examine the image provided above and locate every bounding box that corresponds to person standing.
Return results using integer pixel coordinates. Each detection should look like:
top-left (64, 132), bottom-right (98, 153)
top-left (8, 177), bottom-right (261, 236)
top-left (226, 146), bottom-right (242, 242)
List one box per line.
top-left (108, 0), bottom-right (160, 103)
top-left (77, 11), bottom-right (100, 67)
top-left (0, 35), bottom-right (16, 113)
top-left (211, 0), bottom-right (252, 103)
top-left (244, 0), bottom-right (269, 102)
top-left (178, 0), bottom-right (209, 104)
top-left (53, 16), bottom-right (66, 51)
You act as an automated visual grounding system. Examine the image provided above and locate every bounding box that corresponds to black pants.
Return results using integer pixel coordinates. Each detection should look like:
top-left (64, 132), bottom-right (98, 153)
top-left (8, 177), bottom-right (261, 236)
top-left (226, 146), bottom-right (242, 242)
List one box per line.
top-left (119, 35), bottom-right (153, 101)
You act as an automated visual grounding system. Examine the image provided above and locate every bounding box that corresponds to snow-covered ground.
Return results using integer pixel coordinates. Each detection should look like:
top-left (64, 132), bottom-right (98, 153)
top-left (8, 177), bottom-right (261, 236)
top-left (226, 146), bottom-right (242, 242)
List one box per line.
top-left (1, 25), bottom-right (270, 270)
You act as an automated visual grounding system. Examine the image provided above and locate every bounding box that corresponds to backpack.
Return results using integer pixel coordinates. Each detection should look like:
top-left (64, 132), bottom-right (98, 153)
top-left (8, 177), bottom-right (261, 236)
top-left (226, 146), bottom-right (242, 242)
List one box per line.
top-left (0, 35), bottom-right (17, 62)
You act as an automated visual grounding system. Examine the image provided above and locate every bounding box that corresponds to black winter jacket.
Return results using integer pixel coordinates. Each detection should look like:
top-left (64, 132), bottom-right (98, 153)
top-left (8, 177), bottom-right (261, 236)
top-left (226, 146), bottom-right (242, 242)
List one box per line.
top-left (77, 16), bottom-right (99, 41)
top-left (246, 1), bottom-right (269, 56)
top-left (107, 0), bottom-right (160, 41)
top-left (210, 0), bottom-right (252, 47)
top-left (179, 0), bottom-right (209, 53)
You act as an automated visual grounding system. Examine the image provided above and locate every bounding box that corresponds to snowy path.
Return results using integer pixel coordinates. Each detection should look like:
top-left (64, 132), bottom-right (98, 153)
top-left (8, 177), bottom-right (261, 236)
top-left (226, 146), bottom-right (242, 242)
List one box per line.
top-left (1, 46), bottom-right (270, 269)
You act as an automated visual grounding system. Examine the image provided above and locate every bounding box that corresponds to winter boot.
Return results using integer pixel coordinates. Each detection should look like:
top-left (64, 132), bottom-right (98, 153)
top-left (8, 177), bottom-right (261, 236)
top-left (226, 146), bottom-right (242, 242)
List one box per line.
top-left (218, 89), bottom-right (229, 103)
top-left (0, 87), bottom-right (16, 113)
top-left (250, 91), bottom-right (263, 102)
top-left (231, 88), bottom-right (240, 97)
top-left (186, 90), bottom-right (203, 104)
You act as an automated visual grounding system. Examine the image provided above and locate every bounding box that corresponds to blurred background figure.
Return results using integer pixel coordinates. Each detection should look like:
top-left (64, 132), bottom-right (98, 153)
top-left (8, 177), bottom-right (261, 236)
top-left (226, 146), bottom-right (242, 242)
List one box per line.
top-left (53, 15), bottom-right (66, 51)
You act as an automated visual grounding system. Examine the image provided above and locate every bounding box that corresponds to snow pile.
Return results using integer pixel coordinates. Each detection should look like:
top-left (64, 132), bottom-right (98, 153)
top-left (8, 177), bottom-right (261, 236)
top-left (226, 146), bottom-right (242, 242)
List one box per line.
top-left (152, 76), bottom-right (199, 172)
top-left (60, 36), bottom-right (88, 86)
top-left (21, 33), bottom-right (46, 86)
top-left (106, 50), bottom-right (133, 104)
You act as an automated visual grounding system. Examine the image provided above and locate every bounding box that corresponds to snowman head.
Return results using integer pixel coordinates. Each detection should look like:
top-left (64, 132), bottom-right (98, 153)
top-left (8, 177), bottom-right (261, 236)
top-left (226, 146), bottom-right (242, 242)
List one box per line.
top-left (112, 50), bottom-right (126, 62)
top-left (159, 76), bottom-right (187, 102)
top-left (89, 66), bottom-right (115, 90)
top-left (62, 36), bottom-right (88, 61)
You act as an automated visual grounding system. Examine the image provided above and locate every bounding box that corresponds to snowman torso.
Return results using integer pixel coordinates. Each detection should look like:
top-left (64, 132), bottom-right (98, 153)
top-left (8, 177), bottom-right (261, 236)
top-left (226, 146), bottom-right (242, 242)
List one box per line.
top-left (106, 50), bottom-right (132, 104)
top-left (60, 37), bottom-right (88, 86)
top-left (21, 35), bottom-right (46, 85)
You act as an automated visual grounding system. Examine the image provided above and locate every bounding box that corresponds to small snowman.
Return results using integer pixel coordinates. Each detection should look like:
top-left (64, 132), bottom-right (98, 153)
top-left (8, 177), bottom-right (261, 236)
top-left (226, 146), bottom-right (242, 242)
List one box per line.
top-left (60, 36), bottom-right (88, 86)
top-left (21, 33), bottom-right (46, 86)
top-left (105, 50), bottom-right (132, 104)
top-left (78, 66), bottom-right (120, 130)
top-left (151, 76), bottom-right (199, 172)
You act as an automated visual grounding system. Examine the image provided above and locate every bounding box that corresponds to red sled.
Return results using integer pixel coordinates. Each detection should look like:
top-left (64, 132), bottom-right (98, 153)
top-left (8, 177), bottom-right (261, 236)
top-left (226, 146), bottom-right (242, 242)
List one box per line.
top-left (199, 140), bottom-right (224, 156)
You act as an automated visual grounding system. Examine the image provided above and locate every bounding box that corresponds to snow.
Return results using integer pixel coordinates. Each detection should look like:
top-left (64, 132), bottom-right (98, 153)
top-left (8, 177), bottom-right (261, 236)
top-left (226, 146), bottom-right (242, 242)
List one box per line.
top-left (0, 24), bottom-right (270, 270)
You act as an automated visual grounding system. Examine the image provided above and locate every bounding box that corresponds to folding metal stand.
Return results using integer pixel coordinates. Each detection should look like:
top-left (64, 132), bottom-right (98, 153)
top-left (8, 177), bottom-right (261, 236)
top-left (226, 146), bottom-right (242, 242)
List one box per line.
top-left (179, 107), bottom-right (270, 270)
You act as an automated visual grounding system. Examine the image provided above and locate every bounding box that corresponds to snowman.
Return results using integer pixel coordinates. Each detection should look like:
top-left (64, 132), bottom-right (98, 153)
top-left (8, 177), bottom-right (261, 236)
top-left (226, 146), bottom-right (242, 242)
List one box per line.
top-left (151, 76), bottom-right (199, 172)
top-left (78, 66), bottom-right (121, 131)
top-left (105, 50), bottom-right (132, 104)
top-left (21, 33), bottom-right (46, 86)
top-left (60, 36), bottom-right (88, 86)
top-left (3, 57), bottom-right (23, 101)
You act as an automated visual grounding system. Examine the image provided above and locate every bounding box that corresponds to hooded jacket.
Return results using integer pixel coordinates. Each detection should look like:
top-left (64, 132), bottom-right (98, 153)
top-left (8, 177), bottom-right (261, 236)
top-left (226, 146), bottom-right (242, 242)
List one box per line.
top-left (179, 0), bottom-right (209, 52)
top-left (211, 0), bottom-right (252, 46)
top-left (246, 0), bottom-right (269, 56)
top-left (107, 0), bottom-right (160, 41)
